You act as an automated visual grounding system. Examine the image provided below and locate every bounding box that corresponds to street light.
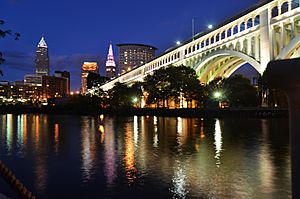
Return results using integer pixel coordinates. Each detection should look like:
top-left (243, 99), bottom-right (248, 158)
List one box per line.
top-left (176, 41), bottom-right (181, 45)
top-left (214, 91), bottom-right (222, 99)
top-left (213, 91), bottom-right (223, 108)
top-left (208, 24), bottom-right (213, 29)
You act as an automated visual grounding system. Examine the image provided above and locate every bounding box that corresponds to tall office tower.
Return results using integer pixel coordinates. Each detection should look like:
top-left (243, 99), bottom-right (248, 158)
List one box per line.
top-left (105, 43), bottom-right (116, 79)
top-left (35, 37), bottom-right (50, 76)
top-left (117, 43), bottom-right (157, 75)
top-left (81, 62), bottom-right (99, 94)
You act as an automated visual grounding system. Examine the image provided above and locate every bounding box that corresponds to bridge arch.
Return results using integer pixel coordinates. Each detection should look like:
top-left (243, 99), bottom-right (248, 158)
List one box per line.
top-left (277, 34), bottom-right (300, 59)
top-left (193, 50), bottom-right (261, 83)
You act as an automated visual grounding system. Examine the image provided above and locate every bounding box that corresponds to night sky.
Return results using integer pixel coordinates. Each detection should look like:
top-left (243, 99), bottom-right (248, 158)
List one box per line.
top-left (1, 0), bottom-right (259, 90)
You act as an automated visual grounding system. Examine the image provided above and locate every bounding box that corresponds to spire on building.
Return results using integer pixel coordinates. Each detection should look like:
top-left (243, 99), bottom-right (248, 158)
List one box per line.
top-left (38, 36), bottom-right (48, 48)
top-left (106, 43), bottom-right (116, 67)
top-left (35, 36), bottom-right (50, 76)
top-left (105, 42), bottom-right (116, 78)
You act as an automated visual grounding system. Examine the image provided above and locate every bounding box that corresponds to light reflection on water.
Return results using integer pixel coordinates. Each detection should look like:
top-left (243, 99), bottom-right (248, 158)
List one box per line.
top-left (124, 121), bottom-right (137, 184)
top-left (214, 119), bottom-right (223, 167)
top-left (103, 117), bottom-right (117, 188)
top-left (0, 114), bottom-right (291, 199)
top-left (81, 117), bottom-right (97, 182)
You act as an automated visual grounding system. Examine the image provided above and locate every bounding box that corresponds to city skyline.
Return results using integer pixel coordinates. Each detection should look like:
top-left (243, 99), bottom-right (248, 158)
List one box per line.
top-left (1, 0), bottom-right (258, 90)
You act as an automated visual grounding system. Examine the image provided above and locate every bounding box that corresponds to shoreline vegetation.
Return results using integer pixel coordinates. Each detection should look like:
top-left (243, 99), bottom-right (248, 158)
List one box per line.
top-left (0, 105), bottom-right (288, 118)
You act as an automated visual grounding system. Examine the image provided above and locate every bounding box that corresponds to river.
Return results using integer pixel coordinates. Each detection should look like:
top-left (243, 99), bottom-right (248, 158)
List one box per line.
top-left (0, 114), bottom-right (291, 198)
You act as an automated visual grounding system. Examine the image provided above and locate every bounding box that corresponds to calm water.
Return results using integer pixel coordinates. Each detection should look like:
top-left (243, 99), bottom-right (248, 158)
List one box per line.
top-left (0, 114), bottom-right (291, 199)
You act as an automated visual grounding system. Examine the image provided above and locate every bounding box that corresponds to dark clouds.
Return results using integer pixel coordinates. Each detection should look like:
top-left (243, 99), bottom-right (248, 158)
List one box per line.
top-left (51, 53), bottom-right (105, 90)
top-left (0, 50), bottom-right (106, 90)
top-left (1, 50), bottom-right (34, 72)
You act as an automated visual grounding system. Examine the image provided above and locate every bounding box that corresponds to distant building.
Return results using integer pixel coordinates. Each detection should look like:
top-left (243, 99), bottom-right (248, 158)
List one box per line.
top-left (54, 71), bottom-right (70, 94)
top-left (12, 80), bottom-right (25, 86)
top-left (42, 76), bottom-right (68, 98)
top-left (35, 37), bottom-right (50, 76)
top-left (0, 81), bottom-right (43, 101)
top-left (117, 43), bottom-right (157, 75)
top-left (105, 43), bottom-right (116, 79)
top-left (0, 81), bottom-right (9, 99)
top-left (24, 74), bottom-right (43, 86)
top-left (87, 72), bottom-right (110, 90)
top-left (81, 62), bottom-right (99, 94)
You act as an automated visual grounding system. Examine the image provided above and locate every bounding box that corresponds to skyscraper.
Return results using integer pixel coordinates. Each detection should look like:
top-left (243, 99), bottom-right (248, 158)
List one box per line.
top-left (117, 43), bottom-right (157, 75)
top-left (105, 43), bottom-right (116, 79)
top-left (81, 62), bottom-right (99, 94)
top-left (35, 37), bottom-right (50, 76)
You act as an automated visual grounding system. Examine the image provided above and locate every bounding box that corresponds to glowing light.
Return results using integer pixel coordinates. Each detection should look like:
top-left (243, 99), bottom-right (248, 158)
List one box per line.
top-left (100, 114), bottom-right (104, 121)
top-left (82, 62), bottom-right (98, 71)
top-left (153, 133), bottom-right (158, 148)
top-left (6, 114), bottom-right (13, 152)
top-left (99, 125), bottom-right (105, 134)
top-left (214, 119), bottom-right (223, 167)
top-left (124, 124), bottom-right (137, 184)
top-left (81, 119), bottom-right (96, 181)
top-left (54, 123), bottom-right (59, 153)
top-left (171, 161), bottom-right (188, 198)
top-left (214, 91), bottom-right (222, 99)
top-left (133, 116), bottom-right (138, 145)
top-left (35, 115), bottom-right (40, 143)
top-left (208, 24), bottom-right (213, 29)
top-left (177, 117), bottom-right (183, 134)
top-left (99, 125), bottom-right (105, 143)
top-left (132, 97), bottom-right (138, 103)
top-left (176, 41), bottom-right (181, 45)
top-left (153, 116), bottom-right (158, 126)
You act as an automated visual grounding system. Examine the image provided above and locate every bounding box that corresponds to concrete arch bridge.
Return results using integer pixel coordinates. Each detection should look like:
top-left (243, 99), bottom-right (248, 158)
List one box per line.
top-left (100, 0), bottom-right (300, 91)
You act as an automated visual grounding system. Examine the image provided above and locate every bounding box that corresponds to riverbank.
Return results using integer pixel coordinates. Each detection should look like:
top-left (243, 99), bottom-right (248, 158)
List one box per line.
top-left (0, 105), bottom-right (288, 118)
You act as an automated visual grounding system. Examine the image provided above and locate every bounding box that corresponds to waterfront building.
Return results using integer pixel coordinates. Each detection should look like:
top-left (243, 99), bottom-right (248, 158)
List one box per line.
top-left (35, 37), bottom-right (50, 76)
top-left (117, 43), bottom-right (157, 75)
top-left (42, 75), bottom-right (68, 98)
top-left (0, 80), bottom-right (43, 101)
top-left (54, 71), bottom-right (70, 94)
top-left (81, 62), bottom-right (99, 94)
top-left (0, 81), bottom-right (9, 100)
top-left (105, 43), bottom-right (116, 79)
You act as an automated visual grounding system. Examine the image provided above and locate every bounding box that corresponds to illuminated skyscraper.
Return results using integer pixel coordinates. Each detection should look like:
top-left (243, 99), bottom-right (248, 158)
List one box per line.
top-left (81, 62), bottom-right (99, 94)
top-left (117, 43), bottom-right (157, 75)
top-left (105, 43), bottom-right (116, 79)
top-left (35, 37), bottom-right (50, 76)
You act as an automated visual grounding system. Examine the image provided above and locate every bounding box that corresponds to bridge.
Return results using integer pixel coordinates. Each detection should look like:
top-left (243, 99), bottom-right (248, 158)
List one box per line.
top-left (100, 0), bottom-right (300, 91)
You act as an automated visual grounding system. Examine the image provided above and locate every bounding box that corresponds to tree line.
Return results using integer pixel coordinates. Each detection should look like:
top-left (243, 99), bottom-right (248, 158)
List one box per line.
top-left (85, 64), bottom-right (287, 109)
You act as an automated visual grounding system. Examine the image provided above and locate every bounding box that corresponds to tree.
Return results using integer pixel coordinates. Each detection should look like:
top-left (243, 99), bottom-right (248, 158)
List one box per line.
top-left (258, 70), bottom-right (288, 107)
top-left (223, 75), bottom-right (259, 107)
top-left (0, 19), bottom-right (20, 76)
top-left (109, 82), bottom-right (133, 108)
top-left (129, 82), bottom-right (143, 106)
top-left (168, 65), bottom-right (204, 108)
top-left (205, 77), bottom-right (225, 108)
top-left (143, 65), bottom-right (204, 108)
top-left (143, 67), bottom-right (172, 108)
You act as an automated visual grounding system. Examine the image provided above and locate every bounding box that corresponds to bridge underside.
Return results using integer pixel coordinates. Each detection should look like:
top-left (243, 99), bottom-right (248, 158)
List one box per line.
top-left (193, 50), bottom-right (261, 84)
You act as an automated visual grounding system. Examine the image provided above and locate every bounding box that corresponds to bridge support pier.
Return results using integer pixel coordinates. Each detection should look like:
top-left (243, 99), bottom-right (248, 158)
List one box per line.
top-left (267, 58), bottom-right (300, 199)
